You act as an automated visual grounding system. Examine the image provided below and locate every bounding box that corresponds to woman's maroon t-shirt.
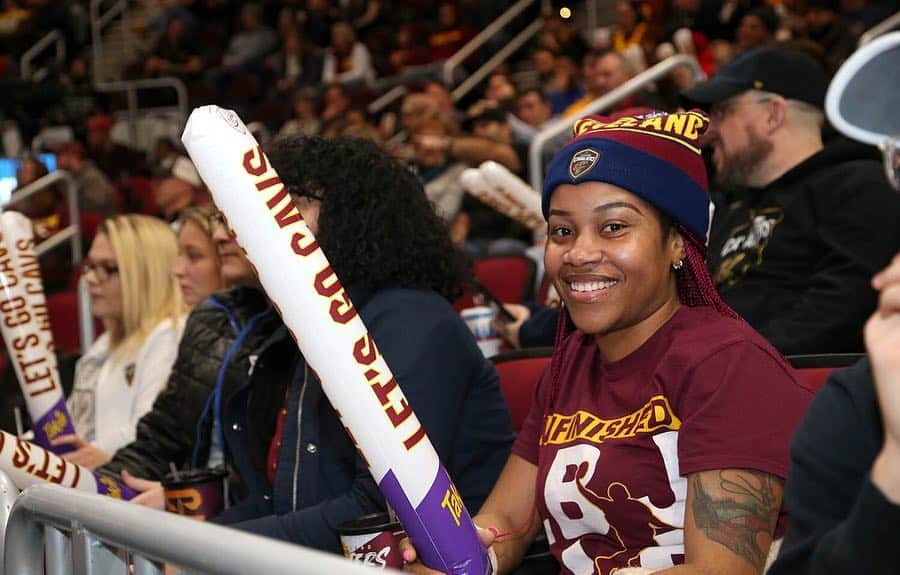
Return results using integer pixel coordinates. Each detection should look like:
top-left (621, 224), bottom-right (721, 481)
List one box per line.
top-left (512, 306), bottom-right (813, 574)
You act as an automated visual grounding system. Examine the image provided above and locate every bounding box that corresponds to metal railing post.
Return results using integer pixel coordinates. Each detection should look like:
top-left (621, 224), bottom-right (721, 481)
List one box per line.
top-left (528, 54), bottom-right (705, 192)
top-left (0, 470), bottom-right (19, 567)
top-left (44, 525), bottom-right (71, 575)
top-left (442, 0), bottom-right (537, 86)
top-left (451, 19), bottom-right (543, 102)
top-left (859, 10), bottom-right (900, 45)
top-left (21, 30), bottom-right (65, 81)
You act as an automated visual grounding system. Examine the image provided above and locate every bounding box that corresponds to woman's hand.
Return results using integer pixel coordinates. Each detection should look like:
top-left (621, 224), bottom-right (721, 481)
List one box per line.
top-left (51, 435), bottom-right (112, 469)
top-left (400, 525), bottom-right (497, 574)
top-left (121, 469), bottom-right (166, 510)
top-left (866, 253), bottom-right (900, 503)
top-left (492, 304), bottom-right (531, 350)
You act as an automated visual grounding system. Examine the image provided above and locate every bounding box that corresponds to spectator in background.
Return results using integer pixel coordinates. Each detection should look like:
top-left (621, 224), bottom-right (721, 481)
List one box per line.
top-left (427, 2), bottom-right (473, 62)
top-left (735, 5), bottom-right (779, 53)
top-left (563, 50), bottom-right (658, 118)
top-left (319, 82), bottom-right (352, 135)
top-left (802, 0), bottom-right (858, 73)
top-left (611, 0), bottom-right (649, 54)
top-left (55, 215), bottom-right (187, 469)
top-left (277, 88), bottom-right (322, 138)
top-left (510, 88), bottom-right (554, 145)
top-left (321, 21), bottom-right (374, 86)
top-left (13, 153), bottom-right (59, 239)
top-left (55, 140), bottom-right (116, 216)
top-left (483, 71), bottom-right (518, 112)
top-left (84, 114), bottom-right (146, 183)
top-left (153, 156), bottom-right (207, 222)
top-left (387, 23), bottom-right (430, 74)
top-left (173, 205), bottom-right (223, 308)
top-left (545, 52), bottom-right (585, 115)
top-left (841, 0), bottom-right (891, 37)
top-left (410, 119), bottom-right (468, 223)
top-left (681, 45), bottom-right (900, 354)
top-left (142, 14), bottom-right (203, 78)
top-left (299, 0), bottom-right (339, 48)
top-left (204, 4), bottom-right (278, 95)
top-left (266, 30), bottom-right (323, 97)
top-left (422, 80), bottom-right (464, 126)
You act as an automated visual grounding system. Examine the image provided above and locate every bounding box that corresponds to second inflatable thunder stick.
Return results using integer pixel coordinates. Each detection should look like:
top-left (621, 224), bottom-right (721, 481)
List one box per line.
top-left (0, 212), bottom-right (76, 453)
top-left (0, 428), bottom-right (136, 498)
top-left (182, 107), bottom-right (491, 575)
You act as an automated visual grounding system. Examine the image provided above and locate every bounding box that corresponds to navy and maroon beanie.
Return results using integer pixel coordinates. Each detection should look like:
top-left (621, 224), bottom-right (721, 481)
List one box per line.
top-left (542, 109), bottom-right (711, 242)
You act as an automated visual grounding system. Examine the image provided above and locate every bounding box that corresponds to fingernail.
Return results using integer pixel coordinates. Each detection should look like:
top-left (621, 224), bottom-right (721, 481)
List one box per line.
top-left (403, 550), bottom-right (414, 563)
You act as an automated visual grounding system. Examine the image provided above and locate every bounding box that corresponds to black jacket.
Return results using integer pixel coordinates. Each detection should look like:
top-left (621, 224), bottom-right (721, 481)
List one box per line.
top-left (709, 140), bottom-right (900, 354)
top-left (770, 358), bottom-right (900, 574)
top-left (100, 287), bottom-right (296, 501)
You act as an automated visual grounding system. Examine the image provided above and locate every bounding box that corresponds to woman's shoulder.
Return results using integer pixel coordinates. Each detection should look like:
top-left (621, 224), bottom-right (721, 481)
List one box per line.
top-left (664, 306), bottom-right (795, 378)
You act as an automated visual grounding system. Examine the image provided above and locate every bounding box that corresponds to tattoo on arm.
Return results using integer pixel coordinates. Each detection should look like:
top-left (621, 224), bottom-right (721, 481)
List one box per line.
top-left (690, 470), bottom-right (782, 571)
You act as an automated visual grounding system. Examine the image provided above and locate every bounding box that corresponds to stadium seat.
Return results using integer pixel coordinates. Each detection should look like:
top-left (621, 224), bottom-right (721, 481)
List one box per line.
top-left (474, 255), bottom-right (537, 304)
top-left (491, 347), bottom-right (552, 432)
top-left (46, 291), bottom-right (102, 356)
top-left (786, 353), bottom-right (864, 392)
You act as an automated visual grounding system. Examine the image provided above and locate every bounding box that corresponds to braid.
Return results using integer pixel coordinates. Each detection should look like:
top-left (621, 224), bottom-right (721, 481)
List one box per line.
top-left (676, 224), bottom-right (740, 320)
top-left (547, 304), bottom-right (570, 410)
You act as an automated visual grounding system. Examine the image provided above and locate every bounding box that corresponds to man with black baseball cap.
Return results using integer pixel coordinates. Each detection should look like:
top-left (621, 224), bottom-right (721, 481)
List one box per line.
top-left (679, 45), bottom-right (900, 355)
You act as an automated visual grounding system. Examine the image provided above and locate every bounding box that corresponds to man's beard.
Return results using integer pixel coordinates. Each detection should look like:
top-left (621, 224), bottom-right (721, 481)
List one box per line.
top-left (714, 133), bottom-right (774, 189)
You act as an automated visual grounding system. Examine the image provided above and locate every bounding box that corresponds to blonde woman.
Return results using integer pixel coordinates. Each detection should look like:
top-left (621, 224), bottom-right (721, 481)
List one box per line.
top-left (53, 215), bottom-right (188, 469)
top-left (173, 205), bottom-right (223, 307)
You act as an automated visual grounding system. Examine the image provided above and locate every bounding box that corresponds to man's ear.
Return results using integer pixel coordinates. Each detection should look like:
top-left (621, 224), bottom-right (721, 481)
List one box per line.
top-left (670, 229), bottom-right (686, 265)
top-left (766, 96), bottom-right (788, 134)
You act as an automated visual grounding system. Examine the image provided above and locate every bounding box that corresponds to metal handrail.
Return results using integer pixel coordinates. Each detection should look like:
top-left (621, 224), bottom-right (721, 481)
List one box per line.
top-left (5, 484), bottom-right (386, 575)
top-left (442, 0), bottom-right (538, 86)
top-left (528, 54), bottom-right (706, 192)
top-left (368, 85), bottom-right (409, 115)
top-left (90, 0), bottom-right (130, 84)
top-left (859, 10), bottom-right (900, 46)
top-left (5, 171), bottom-right (94, 354)
top-left (94, 77), bottom-right (189, 146)
top-left (451, 18), bottom-right (543, 102)
top-left (0, 471), bottom-right (20, 566)
top-left (20, 30), bottom-right (65, 81)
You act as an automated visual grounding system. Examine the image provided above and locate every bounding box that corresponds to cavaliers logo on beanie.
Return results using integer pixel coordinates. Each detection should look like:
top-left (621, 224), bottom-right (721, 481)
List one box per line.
top-left (543, 110), bottom-right (711, 242)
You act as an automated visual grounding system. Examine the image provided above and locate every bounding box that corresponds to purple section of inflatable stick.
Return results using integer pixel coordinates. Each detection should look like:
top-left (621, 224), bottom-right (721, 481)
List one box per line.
top-left (32, 396), bottom-right (76, 454)
top-left (379, 468), bottom-right (490, 575)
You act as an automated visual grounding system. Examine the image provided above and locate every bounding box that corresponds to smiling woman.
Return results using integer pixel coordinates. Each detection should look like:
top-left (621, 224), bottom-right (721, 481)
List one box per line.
top-left (404, 110), bottom-right (814, 575)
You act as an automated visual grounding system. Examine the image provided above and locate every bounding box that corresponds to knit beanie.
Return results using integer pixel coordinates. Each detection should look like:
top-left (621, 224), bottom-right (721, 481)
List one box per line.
top-left (543, 109), bottom-right (711, 241)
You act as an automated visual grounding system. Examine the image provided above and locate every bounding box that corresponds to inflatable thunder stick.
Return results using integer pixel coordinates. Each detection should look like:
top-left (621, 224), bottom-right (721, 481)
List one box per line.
top-left (183, 107), bottom-right (491, 575)
top-left (460, 165), bottom-right (543, 232)
top-left (477, 161), bottom-right (544, 231)
top-left (0, 427), bottom-right (135, 499)
top-left (0, 212), bottom-right (76, 453)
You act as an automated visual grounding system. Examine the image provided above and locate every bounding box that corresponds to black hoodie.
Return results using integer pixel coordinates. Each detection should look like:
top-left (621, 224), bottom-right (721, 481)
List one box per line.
top-left (708, 139), bottom-right (900, 355)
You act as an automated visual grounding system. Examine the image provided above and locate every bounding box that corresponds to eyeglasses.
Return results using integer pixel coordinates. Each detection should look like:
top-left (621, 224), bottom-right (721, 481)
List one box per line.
top-left (709, 96), bottom-right (774, 122)
top-left (82, 259), bottom-right (119, 282)
top-left (881, 136), bottom-right (900, 192)
top-left (208, 210), bottom-right (226, 229)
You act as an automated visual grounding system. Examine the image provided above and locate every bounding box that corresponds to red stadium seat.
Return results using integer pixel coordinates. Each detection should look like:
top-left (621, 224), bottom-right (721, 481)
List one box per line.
top-left (46, 292), bottom-right (102, 356)
top-left (787, 354), bottom-right (864, 392)
top-left (473, 255), bottom-right (537, 304)
top-left (491, 347), bottom-right (553, 432)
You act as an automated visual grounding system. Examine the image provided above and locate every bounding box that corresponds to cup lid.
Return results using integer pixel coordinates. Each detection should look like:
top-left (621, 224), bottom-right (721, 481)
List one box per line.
top-left (339, 512), bottom-right (401, 535)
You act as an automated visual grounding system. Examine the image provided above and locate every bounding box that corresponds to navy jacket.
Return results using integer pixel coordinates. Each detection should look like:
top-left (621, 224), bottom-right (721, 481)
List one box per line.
top-left (217, 287), bottom-right (515, 552)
